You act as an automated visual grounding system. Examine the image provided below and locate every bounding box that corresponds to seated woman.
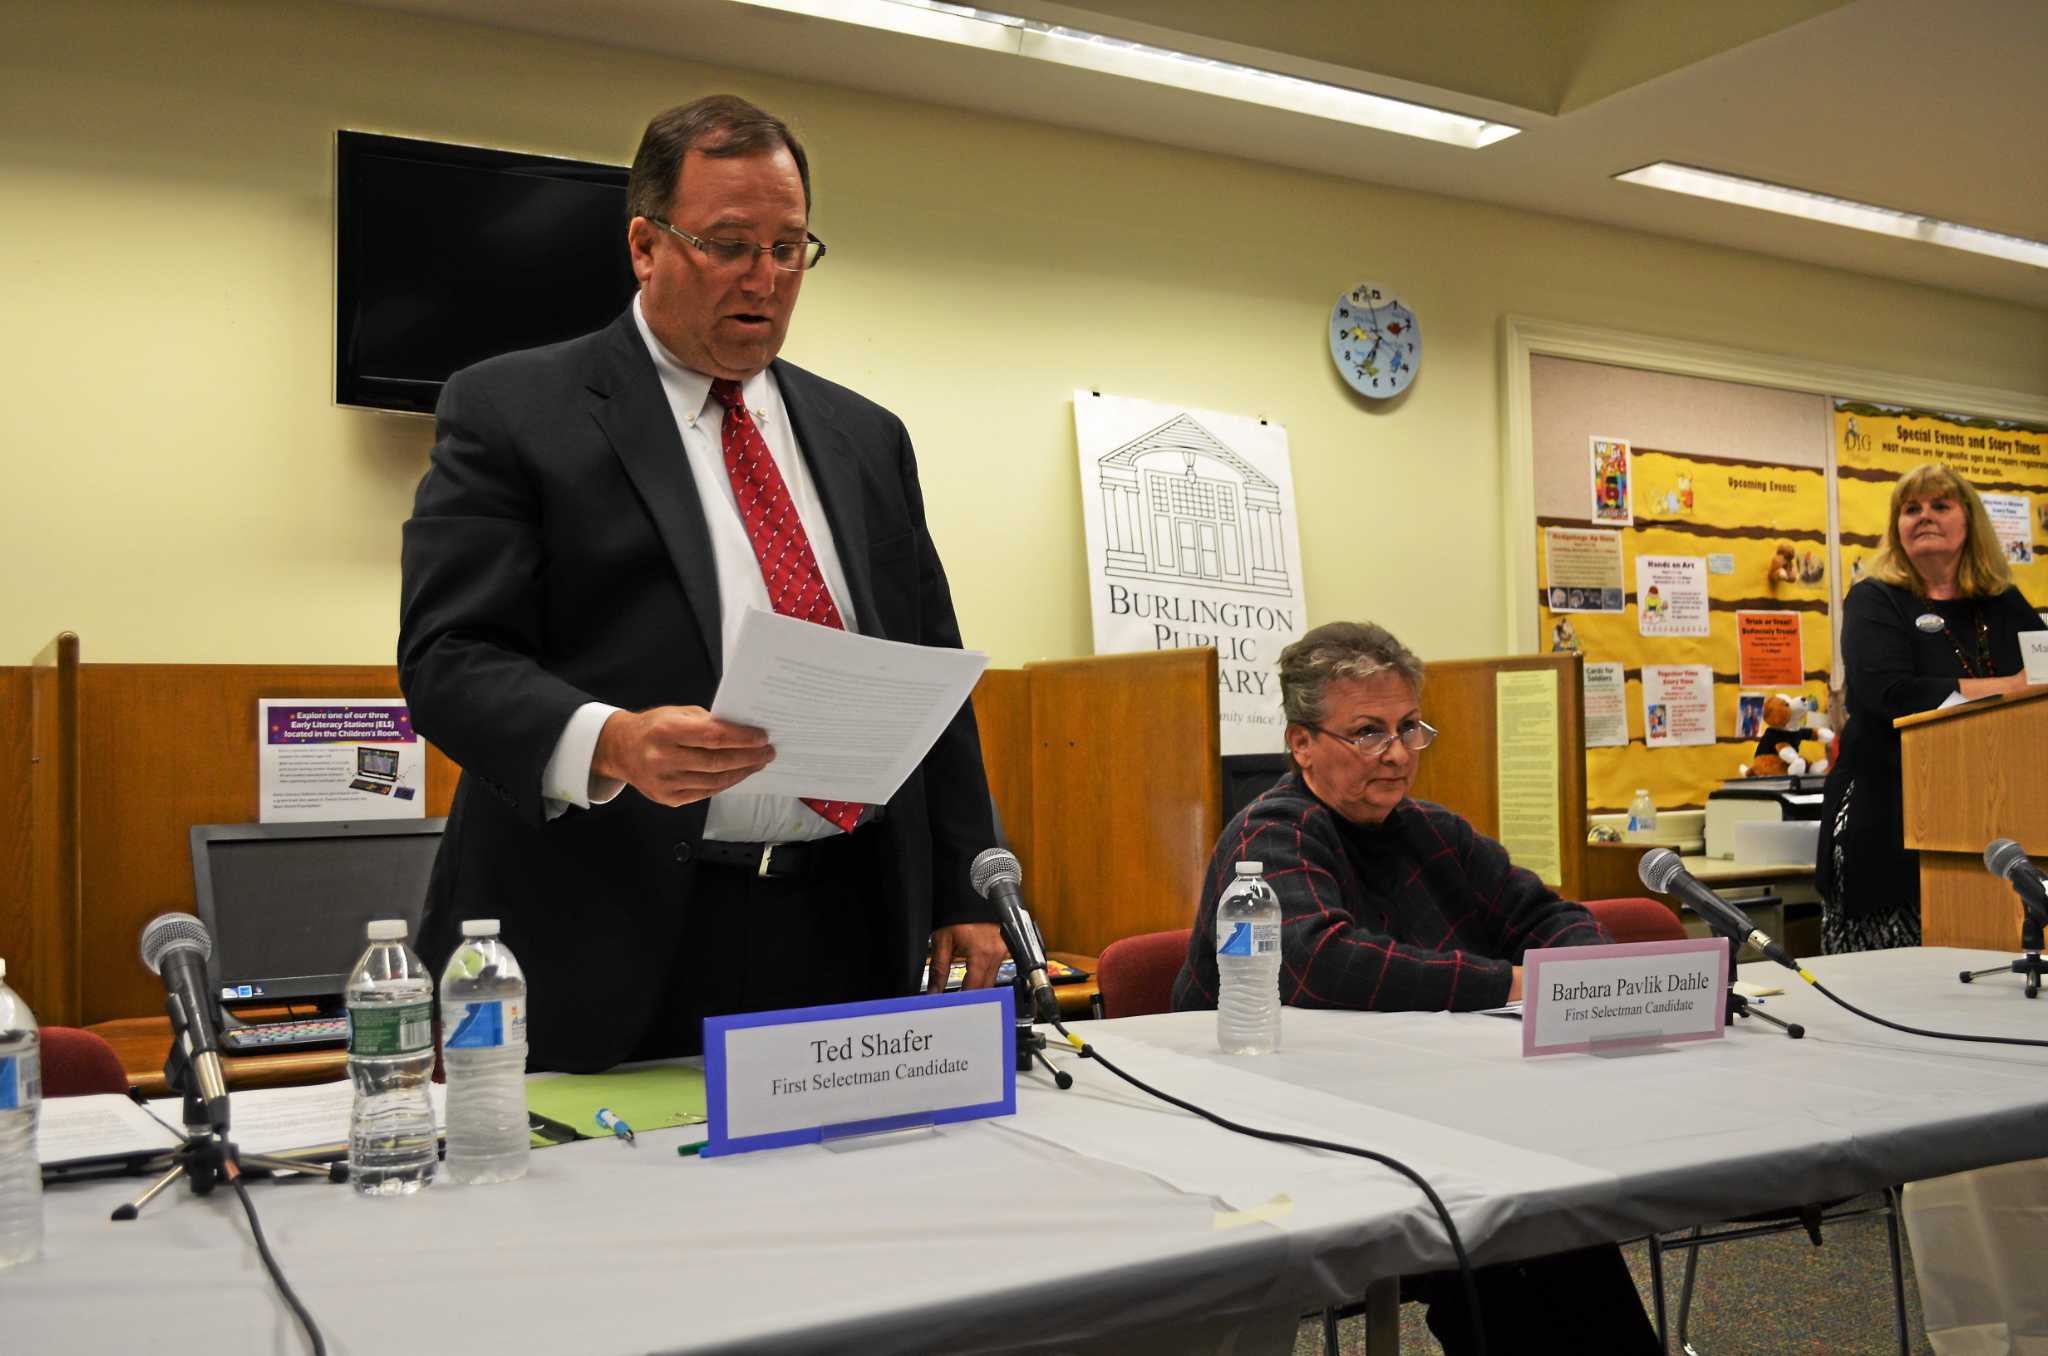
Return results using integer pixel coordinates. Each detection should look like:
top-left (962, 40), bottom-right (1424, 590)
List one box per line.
top-left (1173, 619), bottom-right (1654, 1356)
top-left (1173, 619), bottom-right (1608, 1014)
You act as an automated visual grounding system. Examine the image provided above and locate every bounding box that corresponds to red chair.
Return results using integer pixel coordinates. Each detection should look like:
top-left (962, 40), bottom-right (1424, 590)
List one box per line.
top-left (1092, 929), bottom-right (1192, 1018)
top-left (1583, 896), bottom-right (1686, 943)
top-left (41, 1026), bottom-right (130, 1097)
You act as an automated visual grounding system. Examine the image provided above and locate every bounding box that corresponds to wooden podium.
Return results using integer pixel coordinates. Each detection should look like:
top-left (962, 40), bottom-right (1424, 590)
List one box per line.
top-left (1898, 685), bottom-right (2048, 948)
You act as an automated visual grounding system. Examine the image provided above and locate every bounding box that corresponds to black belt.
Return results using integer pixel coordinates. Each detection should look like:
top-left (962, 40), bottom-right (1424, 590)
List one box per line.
top-left (696, 833), bottom-right (857, 879)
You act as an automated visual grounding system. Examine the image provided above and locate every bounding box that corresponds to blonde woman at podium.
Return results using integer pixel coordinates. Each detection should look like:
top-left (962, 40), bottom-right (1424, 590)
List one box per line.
top-left (1817, 463), bottom-right (2043, 953)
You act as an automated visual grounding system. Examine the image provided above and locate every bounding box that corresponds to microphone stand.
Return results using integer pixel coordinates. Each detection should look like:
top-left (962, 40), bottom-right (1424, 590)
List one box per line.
top-left (1712, 933), bottom-right (1804, 1040)
top-left (113, 1020), bottom-right (339, 1222)
top-left (1012, 974), bottom-right (1072, 1090)
top-left (1957, 912), bottom-right (2048, 998)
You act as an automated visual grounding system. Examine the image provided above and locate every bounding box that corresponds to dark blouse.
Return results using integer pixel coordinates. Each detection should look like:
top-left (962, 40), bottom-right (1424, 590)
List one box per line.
top-left (1172, 770), bottom-right (1610, 1014)
top-left (1818, 577), bottom-right (2044, 918)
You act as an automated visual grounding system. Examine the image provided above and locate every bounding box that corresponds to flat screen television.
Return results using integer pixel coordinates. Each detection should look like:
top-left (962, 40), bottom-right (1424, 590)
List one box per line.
top-left (190, 817), bottom-right (446, 1006)
top-left (335, 130), bottom-right (636, 414)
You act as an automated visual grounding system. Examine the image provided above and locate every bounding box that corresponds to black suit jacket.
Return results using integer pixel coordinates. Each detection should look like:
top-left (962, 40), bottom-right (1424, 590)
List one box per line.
top-left (398, 308), bottom-right (997, 1070)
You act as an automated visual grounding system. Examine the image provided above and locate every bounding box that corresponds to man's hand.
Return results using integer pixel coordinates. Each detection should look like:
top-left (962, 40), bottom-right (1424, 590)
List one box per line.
top-left (1509, 965), bottom-right (1525, 1004)
top-left (592, 706), bottom-right (772, 807)
top-left (927, 922), bottom-right (1007, 993)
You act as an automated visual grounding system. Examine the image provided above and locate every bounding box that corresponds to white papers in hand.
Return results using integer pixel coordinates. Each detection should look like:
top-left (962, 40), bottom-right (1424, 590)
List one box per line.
top-left (710, 609), bottom-right (989, 803)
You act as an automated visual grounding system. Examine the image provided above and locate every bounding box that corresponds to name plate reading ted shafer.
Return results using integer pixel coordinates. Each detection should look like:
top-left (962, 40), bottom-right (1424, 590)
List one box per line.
top-left (1522, 937), bottom-right (1728, 1057)
top-left (701, 987), bottom-right (1014, 1156)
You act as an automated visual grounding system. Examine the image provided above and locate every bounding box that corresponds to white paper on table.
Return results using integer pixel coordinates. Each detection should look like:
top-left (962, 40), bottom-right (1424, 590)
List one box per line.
top-left (143, 1080), bottom-right (448, 1159)
top-left (38, 1094), bottom-right (182, 1165)
top-left (710, 608), bottom-right (988, 802)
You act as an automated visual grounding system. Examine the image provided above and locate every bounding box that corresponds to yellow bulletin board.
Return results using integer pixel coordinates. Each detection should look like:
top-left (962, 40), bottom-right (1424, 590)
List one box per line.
top-left (1834, 402), bottom-right (2048, 604)
top-left (1538, 448), bottom-right (1832, 812)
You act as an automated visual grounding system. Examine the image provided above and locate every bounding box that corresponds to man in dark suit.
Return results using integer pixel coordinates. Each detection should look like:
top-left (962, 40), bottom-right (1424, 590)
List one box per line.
top-left (398, 95), bottom-right (1005, 1072)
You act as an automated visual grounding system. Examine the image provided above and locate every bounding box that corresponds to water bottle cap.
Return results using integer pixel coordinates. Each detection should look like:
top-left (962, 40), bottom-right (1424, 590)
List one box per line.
top-left (366, 919), bottom-right (408, 941)
top-left (1234, 861), bottom-right (1264, 876)
top-left (460, 919), bottom-right (500, 937)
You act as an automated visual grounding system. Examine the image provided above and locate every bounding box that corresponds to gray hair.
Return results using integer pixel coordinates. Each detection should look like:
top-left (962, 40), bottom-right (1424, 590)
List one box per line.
top-left (1278, 621), bottom-right (1425, 727)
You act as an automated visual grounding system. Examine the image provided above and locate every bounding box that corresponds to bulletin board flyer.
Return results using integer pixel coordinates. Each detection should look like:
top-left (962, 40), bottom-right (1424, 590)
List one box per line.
top-left (259, 699), bottom-right (424, 822)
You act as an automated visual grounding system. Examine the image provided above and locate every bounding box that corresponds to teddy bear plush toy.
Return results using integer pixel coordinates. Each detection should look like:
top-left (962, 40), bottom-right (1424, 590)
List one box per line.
top-left (1740, 694), bottom-right (1833, 777)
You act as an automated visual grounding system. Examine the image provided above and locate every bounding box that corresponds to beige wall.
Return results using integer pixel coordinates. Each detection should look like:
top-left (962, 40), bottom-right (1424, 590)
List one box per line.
top-left (4, 0), bottom-right (2045, 670)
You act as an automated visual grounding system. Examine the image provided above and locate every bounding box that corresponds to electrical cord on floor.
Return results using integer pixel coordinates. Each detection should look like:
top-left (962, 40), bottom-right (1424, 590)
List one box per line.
top-left (1047, 1017), bottom-right (1487, 1356)
top-left (224, 1157), bottom-right (327, 1356)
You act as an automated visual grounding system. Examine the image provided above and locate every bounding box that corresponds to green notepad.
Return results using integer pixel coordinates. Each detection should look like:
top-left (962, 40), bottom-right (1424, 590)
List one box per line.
top-left (525, 1066), bottom-right (709, 1148)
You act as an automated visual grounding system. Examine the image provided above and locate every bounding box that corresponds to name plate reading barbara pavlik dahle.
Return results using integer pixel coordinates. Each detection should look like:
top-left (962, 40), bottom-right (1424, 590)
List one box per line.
top-left (1521, 937), bottom-right (1729, 1057)
top-left (700, 987), bottom-right (1015, 1156)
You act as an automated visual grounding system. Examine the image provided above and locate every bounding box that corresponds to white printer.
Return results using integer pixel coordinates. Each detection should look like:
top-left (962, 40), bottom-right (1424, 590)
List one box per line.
top-left (1704, 775), bottom-right (1826, 861)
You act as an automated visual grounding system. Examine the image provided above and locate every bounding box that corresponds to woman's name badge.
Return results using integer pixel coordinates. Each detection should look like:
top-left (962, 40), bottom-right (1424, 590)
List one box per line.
top-left (1915, 613), bottom-right (1945, 633)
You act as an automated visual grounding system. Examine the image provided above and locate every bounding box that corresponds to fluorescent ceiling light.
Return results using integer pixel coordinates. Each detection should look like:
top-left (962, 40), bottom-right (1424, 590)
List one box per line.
top-left (1615, 162), bottom-right (2048, 270)
top-left (727, 0), bottom-right (1519, 149)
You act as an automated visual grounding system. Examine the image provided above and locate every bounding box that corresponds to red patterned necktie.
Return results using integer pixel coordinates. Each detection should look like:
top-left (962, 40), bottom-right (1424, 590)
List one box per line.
top-left (709, 378), bottom-right (865, 834)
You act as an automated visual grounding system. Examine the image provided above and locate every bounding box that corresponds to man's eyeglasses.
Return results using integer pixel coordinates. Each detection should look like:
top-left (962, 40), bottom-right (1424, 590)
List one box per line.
top-left (1310, 720), bottom-right (1439, 758)
top-left (647, 217), bottom-right (826, 272)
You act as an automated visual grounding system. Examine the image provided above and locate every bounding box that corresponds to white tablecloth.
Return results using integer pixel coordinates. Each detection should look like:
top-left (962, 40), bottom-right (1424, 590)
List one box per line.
top-left (7, 947), bottom-right (2047, 1354)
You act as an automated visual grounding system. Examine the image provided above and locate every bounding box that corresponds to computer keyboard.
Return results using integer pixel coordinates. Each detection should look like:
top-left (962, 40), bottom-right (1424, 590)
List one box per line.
top-left (222, 1015), bottom-right (350, 1051)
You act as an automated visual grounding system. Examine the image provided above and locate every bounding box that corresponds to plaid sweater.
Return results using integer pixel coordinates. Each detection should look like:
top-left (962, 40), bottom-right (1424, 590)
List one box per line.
top-left (1172, 771), bottom-right (1610, 1013)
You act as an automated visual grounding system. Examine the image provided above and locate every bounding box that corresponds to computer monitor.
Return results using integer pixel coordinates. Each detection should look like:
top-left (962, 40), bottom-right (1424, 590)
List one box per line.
top-left (189, 818), bottom-right (445, 1007)
top-left (356, 746), bottom-right (400, 782)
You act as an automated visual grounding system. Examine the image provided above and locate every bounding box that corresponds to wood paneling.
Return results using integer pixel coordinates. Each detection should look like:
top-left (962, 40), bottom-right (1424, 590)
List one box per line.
top-left (0, 668), bottom-right (32, 1010)
top-left (1409, 653), bottom-right (1587, 900)
top-left (76, 665), bottom-right (457, 1024)
top-left (1921, 853), bottom-right (2030, 950)
top-left (970, 668), bottom-right (1033, 882)
top-left (1582, 842), bottom-right (1656, 904)
top-left (1900, 686), bottom-right (2048, 855)
top-left (1024, 649), bottom-right (1220, 956)
top-left (23, 636), bottom-right (81, 1024)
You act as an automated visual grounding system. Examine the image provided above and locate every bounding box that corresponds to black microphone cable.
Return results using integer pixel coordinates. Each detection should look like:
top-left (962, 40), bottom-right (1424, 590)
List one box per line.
top-left (1643, 849), bottom-right (2048, 1050)
top-left (1044, 1016), bottom-right (1488, 1356)
top-left (223, 1154), bottom-right (328, 1356)
top-left (1785, 966), bottom-right (2048, 1050)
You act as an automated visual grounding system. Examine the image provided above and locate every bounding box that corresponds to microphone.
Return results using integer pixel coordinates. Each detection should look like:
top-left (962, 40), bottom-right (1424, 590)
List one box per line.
top-left (1984, 838), bottom-right (2048, 925)
top-left (140, 912), bottom-right (230, 1133)
top-left (1638, 848), bottom-right (1799, 971)
top-left (969, 847), bottom-right (1060, 1023)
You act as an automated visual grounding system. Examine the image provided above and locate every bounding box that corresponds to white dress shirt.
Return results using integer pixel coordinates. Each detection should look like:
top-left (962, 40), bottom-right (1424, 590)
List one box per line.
top-left (540, 295), bottom-right (859, 841)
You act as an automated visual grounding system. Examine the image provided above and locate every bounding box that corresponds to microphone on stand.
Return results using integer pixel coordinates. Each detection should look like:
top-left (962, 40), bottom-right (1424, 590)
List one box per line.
top-left (1984, 839), bottom-right (2048, 926)
top-left (969, 847), bottom-right (1060, 1023)
top-left (1638, 848), bottom-right (1800, 972)
top-left (139, 912), bottom-right (230, 1134)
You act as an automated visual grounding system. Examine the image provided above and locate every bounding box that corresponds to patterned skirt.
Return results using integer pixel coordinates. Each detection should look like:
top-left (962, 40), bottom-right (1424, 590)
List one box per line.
top-left (1820, 776), bottom-right (1923, 954)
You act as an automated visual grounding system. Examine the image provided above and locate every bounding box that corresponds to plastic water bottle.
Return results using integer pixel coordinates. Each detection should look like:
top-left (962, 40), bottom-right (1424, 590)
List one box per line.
top-left (0, 960), bottom-right (41, 1268)
top-left (439, 920), bottom-right (528, 1185)
top-left (346, 920), bottom-right (437, 1196)
top-left (1216, 861), bottom-right (1282, 1055)
top-left (1627, 788), bottom-right (1659, 842)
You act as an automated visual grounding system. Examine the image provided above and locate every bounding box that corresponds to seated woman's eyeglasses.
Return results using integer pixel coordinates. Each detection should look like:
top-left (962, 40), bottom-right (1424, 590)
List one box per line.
top-left (649, 216), bottom-right (826, 272)
top-left (1312, 720), bottom-right (1439, 757)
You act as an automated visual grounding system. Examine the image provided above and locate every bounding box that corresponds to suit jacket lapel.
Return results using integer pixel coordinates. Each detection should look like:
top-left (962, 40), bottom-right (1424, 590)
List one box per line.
top-left (587, 311), bottom-right (725, 679)
top-left (775, 360), bottom-right (882, 637)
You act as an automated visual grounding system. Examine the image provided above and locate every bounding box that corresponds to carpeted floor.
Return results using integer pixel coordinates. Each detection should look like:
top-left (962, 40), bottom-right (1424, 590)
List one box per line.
top-left (1297, 1193), bottom-right (1936, 1354)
